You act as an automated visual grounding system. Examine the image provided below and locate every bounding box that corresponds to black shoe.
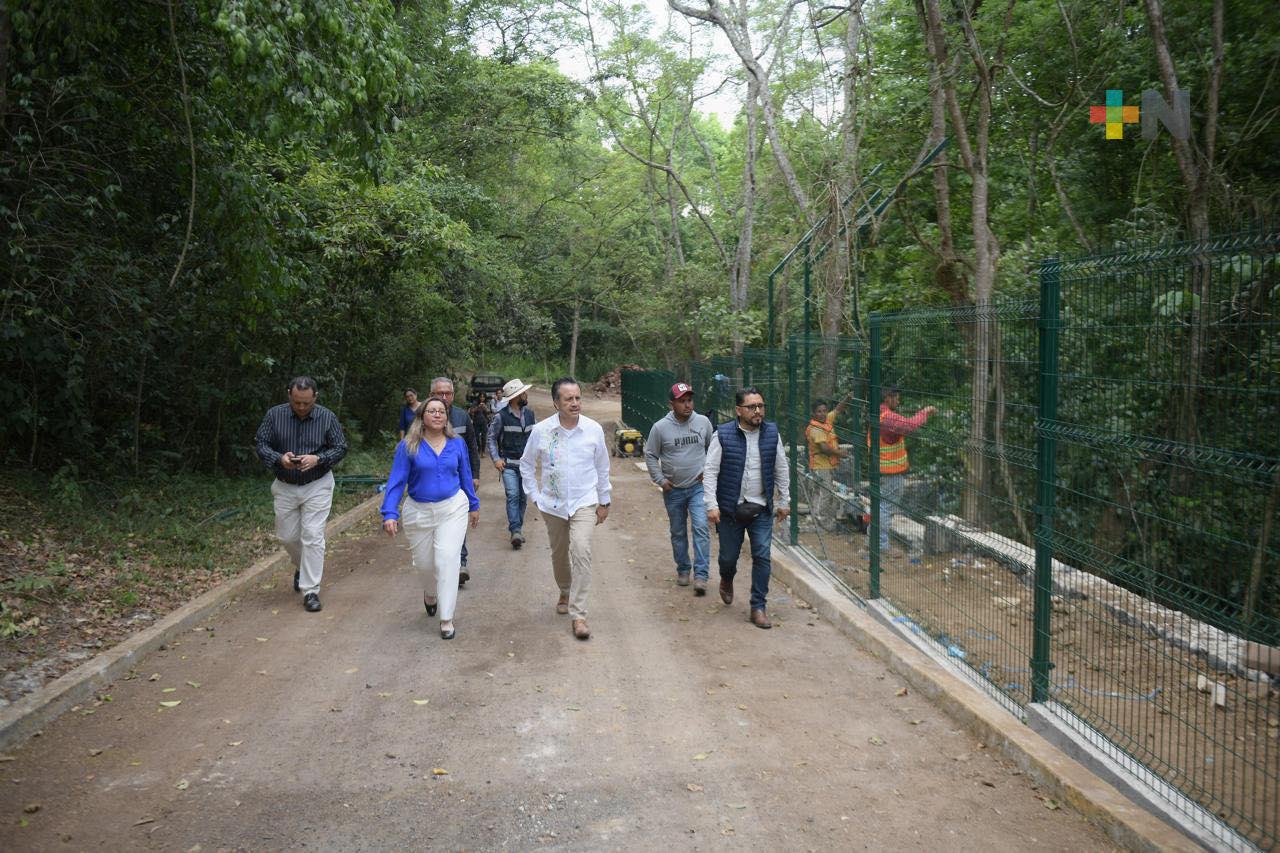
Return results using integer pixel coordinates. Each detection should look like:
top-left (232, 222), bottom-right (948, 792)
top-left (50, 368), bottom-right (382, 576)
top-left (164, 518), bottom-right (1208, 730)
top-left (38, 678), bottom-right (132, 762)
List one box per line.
top-left (458, 570), bottom-right (470, 588)
top-left (440, 622), bottom-right (456, 640)
top-left (303, 592), bottom-right (322, 612)
top-left (293, 569), bottom-right (300, 592)
top-left (424, 595), bottom-right (438, 617)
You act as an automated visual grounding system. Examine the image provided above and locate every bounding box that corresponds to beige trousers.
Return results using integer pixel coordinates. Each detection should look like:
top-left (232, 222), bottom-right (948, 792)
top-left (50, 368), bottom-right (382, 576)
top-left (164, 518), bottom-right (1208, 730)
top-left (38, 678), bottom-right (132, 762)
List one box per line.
top-left (542, 504), bottom-right (596, 620)
top-left (271, 471), bottom-right (334, 595)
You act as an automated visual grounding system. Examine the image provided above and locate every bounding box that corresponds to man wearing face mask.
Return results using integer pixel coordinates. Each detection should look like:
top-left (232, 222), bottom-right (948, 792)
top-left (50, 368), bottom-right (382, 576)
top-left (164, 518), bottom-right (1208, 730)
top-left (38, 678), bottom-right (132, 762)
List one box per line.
top-left (254, 376), bottom-right (349, 612)
top-left (702, 386), bottom-right (790, 629)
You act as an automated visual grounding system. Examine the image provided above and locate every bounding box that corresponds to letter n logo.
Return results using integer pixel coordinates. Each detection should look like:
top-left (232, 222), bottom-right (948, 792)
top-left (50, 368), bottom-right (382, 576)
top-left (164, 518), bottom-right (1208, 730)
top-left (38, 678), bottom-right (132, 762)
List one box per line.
top-left (1141, 89), bottom-right (1191, 141)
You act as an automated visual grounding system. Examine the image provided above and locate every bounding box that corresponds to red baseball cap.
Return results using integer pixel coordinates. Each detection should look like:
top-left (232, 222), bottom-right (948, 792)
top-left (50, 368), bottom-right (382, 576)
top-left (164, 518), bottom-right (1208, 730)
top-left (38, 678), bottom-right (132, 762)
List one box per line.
top-left (669, 382), bottom-right (694, 399)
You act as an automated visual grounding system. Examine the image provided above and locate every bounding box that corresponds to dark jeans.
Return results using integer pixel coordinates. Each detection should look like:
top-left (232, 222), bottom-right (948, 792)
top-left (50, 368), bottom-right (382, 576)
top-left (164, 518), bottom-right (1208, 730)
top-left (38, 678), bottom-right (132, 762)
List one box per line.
top-left (717, 508), bottom-right (774, 611)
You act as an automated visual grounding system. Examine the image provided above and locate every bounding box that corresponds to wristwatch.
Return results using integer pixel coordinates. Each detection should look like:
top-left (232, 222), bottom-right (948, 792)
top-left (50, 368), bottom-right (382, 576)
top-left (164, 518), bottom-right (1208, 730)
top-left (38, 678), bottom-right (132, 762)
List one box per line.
top-left (599, 503), bottom-right (610, 507)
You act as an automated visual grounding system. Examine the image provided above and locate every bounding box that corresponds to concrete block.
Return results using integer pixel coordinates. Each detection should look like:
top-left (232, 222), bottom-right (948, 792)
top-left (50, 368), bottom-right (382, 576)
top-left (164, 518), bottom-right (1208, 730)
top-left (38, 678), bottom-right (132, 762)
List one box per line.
top-left (1243, 641), bottom-right (1280, 677)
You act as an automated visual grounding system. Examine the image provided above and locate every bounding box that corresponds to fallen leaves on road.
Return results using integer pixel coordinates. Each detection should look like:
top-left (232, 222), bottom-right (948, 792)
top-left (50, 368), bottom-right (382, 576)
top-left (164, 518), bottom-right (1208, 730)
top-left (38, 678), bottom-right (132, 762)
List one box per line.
top-left (175, 779), bottom-right (189, 790)
top-left (344, 667), bottom-right (358, 674)
top-left (227, 741), bottom-right (243, 747)
top-left (23, 803), bottom-right (40, 813)
top-left (692, 752), bottom-right (709, 761)
top-left (868, 735), bottom-right (886, 746)
top-left (686, 783), bottom-right (704, 793)
top-left (148, 673), bottom-right (160, 682)
top-left (161, 687), bottom-right (177, 693)
top-left (432, 768), bottom-right (449, 776)
top-left (895, 687), bottom-right (908, 697)
top-left (132, 817), bottom-right (155, 826)
top-left (255, 637), bottom-right (269, 643)
top-left (412, 699), bottom-right (430, 706)
top-left (158, 700), bottom-right (181, 709)
top-left (186, 681), bottom-right (200, 689)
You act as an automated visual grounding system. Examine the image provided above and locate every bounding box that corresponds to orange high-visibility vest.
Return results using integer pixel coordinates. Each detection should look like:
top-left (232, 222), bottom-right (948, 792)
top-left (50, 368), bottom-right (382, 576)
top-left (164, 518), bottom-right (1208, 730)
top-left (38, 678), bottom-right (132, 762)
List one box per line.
top-left (866, 410), bottom-right (909, 474)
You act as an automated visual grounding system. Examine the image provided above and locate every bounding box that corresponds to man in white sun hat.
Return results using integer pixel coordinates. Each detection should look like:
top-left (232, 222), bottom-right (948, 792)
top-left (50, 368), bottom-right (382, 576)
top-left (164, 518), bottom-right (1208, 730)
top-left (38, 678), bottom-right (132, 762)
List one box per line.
top-left (486, 377), bottom-right (536, 548)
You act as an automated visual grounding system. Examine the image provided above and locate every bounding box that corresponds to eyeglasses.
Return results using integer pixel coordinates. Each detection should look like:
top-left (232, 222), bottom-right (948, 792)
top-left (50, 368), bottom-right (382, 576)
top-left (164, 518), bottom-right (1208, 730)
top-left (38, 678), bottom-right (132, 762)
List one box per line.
top-left (737, 403), bottom-right (765, 410)
top-left (424, 408), bottom-right (447, 416)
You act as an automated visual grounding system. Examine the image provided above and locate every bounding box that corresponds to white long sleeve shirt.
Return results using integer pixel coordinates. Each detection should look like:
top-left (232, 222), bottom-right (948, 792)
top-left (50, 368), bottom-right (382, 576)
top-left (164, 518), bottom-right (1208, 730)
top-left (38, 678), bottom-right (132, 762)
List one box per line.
top-left (703, 425), bottom-right (790, 510)
top-left (519, 413), bottom-right (613, 519)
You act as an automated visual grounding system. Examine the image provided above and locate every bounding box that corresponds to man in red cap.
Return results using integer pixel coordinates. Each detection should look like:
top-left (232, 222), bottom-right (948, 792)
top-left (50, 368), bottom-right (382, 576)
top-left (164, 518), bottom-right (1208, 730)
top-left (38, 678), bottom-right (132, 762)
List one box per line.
top-left (644, 382), bottom-right (714, 593)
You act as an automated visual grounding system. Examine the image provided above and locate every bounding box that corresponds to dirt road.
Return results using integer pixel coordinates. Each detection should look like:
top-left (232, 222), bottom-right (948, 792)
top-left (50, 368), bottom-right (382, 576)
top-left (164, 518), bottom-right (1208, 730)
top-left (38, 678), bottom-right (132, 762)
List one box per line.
top-left (0, 389), bottom-right (1118, 850)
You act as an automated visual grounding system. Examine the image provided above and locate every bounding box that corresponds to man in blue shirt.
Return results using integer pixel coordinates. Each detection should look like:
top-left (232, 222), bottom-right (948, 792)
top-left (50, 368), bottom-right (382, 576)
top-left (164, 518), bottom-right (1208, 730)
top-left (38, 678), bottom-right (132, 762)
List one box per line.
top-left (254, 376), bottom-right (348, 612)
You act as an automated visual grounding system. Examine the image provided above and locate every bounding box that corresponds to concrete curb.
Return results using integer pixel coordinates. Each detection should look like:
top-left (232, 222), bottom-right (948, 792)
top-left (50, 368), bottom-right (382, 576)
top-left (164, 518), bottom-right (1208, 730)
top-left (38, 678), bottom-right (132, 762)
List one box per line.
top-left (769, 545), bottom-right (1200, 853)
top-left (0, 492), bottom-right (383, 753)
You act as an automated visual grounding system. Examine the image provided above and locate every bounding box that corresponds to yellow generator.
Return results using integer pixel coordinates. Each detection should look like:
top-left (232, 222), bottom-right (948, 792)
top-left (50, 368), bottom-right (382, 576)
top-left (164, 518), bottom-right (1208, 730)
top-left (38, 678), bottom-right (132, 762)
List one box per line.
top-left (613, 425), bottom-right (644, 457)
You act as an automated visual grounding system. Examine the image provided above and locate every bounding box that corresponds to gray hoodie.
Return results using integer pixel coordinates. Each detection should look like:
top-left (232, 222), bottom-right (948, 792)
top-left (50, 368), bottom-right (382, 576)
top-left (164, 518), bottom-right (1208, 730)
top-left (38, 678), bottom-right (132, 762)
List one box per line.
top-left (644, 410), bottom-right (714, 489)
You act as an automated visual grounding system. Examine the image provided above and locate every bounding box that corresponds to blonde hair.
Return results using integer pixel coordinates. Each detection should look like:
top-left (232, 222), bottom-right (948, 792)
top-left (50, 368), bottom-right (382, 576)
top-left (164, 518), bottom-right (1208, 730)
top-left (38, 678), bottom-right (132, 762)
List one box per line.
top-left (404, 396), bottom-right (456, 456)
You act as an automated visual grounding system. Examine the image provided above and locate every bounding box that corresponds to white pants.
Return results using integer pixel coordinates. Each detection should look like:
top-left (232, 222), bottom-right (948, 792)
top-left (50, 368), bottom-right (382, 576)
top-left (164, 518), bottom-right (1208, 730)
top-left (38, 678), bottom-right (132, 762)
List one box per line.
top-left (271, 471), bottom-right (335, 595)
top-left (402, 491), bottom-right (469, 621)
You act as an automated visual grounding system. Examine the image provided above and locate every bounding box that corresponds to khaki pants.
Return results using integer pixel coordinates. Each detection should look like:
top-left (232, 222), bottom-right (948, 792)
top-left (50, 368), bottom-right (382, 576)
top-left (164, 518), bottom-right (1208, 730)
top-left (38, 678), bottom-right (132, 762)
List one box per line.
top-left (271, 471), bottom-right (334, 595)
top-left (542, 505), bottom-right (596, 620)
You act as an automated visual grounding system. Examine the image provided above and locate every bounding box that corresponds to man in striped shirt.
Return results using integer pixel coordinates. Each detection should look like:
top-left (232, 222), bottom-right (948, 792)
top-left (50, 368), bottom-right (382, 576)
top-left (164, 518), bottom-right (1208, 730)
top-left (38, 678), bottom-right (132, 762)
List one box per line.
top-left (254, 376), bottom-right (349, 612)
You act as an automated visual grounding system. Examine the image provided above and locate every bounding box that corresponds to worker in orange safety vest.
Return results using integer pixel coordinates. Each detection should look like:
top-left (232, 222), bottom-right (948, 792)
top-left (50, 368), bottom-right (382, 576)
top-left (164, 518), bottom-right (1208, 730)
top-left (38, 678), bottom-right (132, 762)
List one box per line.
top-left (867, 386), bottom-right (936, 552)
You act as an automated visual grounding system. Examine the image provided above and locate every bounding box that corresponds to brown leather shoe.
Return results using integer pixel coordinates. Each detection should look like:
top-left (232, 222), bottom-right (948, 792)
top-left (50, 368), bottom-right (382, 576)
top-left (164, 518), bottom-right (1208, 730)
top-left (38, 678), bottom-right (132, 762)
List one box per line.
top-left (719, 578), bottom-right (734, 605)
top-left (556, 593), bottom-right (570, 615)
top-left (572, 618), bottom-right (590, 640)
top-left (750, 609), bottom-right (772, 629)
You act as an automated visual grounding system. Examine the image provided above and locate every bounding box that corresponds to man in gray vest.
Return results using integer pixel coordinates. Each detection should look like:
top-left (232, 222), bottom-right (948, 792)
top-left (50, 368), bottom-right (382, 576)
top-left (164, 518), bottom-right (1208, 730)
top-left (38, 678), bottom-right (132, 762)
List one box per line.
top-left (702, 386), bottom-right (790, 629)
top-left (644, 382), bottom-right (714, 594)
top-left (431, 377), bottom-right (481, 585)
top-left (486, 378), bottom-right (536, 549)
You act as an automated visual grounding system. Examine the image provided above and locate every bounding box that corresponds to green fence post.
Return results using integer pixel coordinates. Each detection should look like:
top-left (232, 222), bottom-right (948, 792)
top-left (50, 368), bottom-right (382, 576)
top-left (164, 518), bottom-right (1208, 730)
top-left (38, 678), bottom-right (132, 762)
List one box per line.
top-left (1032, 258), bottom-right (1061, 703)
top-left (788, 337), bottom-right (800, 545)
top-left (868, 315), bottom-right (883, 599)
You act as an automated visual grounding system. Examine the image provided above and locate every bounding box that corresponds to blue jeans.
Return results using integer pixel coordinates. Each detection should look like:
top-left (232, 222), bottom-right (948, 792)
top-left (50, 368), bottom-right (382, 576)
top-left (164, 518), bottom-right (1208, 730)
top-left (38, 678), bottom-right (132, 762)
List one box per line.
top-left (501, 464), bottom-right (527, 533)
top-left (662, 483), bottom-right (710, 581)
top-left (717, 508), bottom-right (774, 611)
top-left (879, 474), bottom-right (904, 549)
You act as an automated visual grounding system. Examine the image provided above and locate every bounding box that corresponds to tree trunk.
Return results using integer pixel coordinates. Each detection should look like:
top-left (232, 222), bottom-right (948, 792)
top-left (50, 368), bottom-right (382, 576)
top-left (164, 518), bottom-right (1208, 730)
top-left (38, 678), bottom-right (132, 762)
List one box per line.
top-left (667, 0), bottom-right (814, 224)
top-left (568, 297), bottom-right (581, 377)
top-left (916, 0), bottom-right (966, 305)
top-left (920, 0), bottom-right (1004, 524)
top-left (1142, 0), bottom-right (1223, 474)
top-left (730, 75), bottom-right (761, 359)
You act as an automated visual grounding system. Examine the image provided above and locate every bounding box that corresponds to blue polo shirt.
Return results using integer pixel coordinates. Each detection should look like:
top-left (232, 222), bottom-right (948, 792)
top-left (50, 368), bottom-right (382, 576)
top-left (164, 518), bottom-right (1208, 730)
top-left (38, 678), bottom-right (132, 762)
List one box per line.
top-left (381, 436), bottom-right (480, 520)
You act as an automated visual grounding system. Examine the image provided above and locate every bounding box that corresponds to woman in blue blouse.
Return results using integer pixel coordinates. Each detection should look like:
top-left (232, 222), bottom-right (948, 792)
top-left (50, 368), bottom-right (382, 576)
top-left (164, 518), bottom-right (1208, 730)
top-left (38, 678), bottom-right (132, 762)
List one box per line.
top-left (381, 397), bottom-right (480, 639)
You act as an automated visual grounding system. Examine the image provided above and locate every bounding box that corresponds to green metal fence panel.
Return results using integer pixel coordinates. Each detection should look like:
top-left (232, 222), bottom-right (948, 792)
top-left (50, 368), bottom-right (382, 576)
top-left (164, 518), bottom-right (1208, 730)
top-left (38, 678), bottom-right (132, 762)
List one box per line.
top-left (862, 229), bottom-right (1279, 848)
top-left (871, 299), bottom-right (1044, 720)
top-left (783, 334), bottom-right (872, 600)
top-left (1045, 227), bottom-right (1279, 848)
top-left (620, 369), bottom-right (675, 438)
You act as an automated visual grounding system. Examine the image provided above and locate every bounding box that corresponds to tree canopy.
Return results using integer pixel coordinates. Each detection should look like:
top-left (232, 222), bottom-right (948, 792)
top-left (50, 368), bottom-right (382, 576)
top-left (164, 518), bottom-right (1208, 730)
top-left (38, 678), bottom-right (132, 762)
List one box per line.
top-left (2, 0), bottom-right (1276, 473)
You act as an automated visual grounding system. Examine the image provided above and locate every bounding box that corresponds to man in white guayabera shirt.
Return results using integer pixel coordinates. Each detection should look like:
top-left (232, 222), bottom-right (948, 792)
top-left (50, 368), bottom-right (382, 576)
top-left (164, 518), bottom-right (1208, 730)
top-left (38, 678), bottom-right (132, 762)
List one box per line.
top-left (703, 386), bottom-right (790, 629)
top-left (519, 377), bottom-right (612, 640)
